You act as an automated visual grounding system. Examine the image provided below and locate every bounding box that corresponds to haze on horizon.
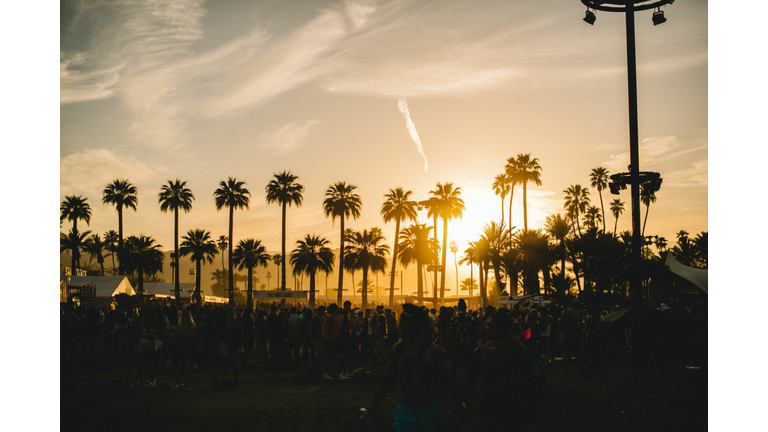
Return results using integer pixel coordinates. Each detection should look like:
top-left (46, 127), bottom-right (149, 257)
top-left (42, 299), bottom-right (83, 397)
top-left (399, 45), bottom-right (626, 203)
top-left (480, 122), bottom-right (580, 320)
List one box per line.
top-left (59, 0), bottom-right (708, 296)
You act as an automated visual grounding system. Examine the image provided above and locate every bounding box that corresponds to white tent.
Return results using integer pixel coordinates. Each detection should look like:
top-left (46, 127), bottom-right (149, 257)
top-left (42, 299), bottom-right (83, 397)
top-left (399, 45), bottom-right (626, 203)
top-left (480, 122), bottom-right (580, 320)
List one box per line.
top-left (65, 275), bottom-right (135, 298)
top-left (664, 254), bottom-right (708, 294)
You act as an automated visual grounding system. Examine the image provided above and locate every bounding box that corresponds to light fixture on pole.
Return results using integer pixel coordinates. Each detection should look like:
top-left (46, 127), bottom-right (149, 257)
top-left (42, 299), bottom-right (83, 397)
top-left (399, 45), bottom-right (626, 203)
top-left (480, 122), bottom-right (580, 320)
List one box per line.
top-left (652, 8), bottom-right (667, 25)
top-left (584, 9), bottom-right (596, 25)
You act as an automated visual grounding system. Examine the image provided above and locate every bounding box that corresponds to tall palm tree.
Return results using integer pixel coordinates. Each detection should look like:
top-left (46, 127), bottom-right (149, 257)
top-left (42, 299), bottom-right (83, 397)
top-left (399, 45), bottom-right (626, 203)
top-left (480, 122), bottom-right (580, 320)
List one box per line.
top-left (322, 181), bottom-right (362, 305)
top-left (584, 206), bottom-right (603, 230)
top-left (102, 179), bottom-right (138, 275)
top-left (180, 228), bottom-right (218, 304)
top-left (589, 167), bottom-right (610, 231)
top-left (120, 235), bottom-right (164, 297)
top-left (610, 199), bottom-right (625, 236)
top-left (492, 173), bottom-right (511, 225)
top-left (504, 159), bottom-right (520, 240)
top-left (512, 229), bottom-right (550, 295)
top-left (60, 195), bottom-right (92, 271)
top-left (481, 221), bottom-right (510, 297)
top-left (429, 182), bottom-right (465, 301)
top-left (104, 230), bottom-right (119, 275)
top-left (459, 245), bottom-right (476, 298)
top-left (563, 184), bottom-right (590, 235)
top-left (159, 179), bottom-right (195, 305)
top-left (545, 213), bottom-right (571, 296)
top-left (291, 234), bottom-right (335, 307)
top-left (640, 182), bottom-right (660, 236)
top-left (450, 241), bottom-right (459, 295)
top-left (473, 237), bottom-right (491, 307)
top-left (272, 253), bottom-right (283, 289)
top-left (214, 177), bottom-right (251, 304)
top-left (398, 224), bottom-right (438, 304)
top-left (60, 229), bottom-right (91, 273)
top-left (343, 228), bottom-right (390, 309)
top-left (233, 239), bottom-right (271, 309)
top-left (381, 187), bottom-right (418, 307)
top-left (513, 154), bottom-right (542, 231)
top-left (82, 233), bottom-right (107, 275)
top-left (265, 171), bottom-right (304, 291)
top-left (217, 235), bottom-right (229, 288)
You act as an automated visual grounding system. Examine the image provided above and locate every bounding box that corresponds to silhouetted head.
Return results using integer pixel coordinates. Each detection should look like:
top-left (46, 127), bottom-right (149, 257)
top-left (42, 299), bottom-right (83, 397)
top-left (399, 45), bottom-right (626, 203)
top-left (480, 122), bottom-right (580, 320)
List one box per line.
top-left (400, 303), bottom-right (430, 343)
top-left (458, 298), bottom-right (467, 312)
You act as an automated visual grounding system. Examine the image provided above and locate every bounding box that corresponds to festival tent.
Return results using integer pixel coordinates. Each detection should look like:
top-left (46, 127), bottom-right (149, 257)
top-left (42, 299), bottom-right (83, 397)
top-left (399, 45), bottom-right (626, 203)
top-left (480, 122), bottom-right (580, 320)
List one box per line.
top-left (63, 275), bottom-right (135, 307)
top-left (664, 254), bottom-right (708, 294)
top-left (141, 283), bottom-right (197, 301)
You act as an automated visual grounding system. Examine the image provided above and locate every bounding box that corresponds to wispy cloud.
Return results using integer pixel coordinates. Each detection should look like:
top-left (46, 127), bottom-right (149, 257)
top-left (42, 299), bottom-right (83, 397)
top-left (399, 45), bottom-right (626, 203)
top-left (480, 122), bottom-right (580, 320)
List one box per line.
top-left (603, 136), bottom-right (682, 173)
top-left (663, 160), bottom-right (708, 188)
top-left (60, 52), bottom-right (123, 104)
top-left (397, 98), bottom-right (428, 171)
top-left (60, 148), bottom-right (162, 199)
top-left (259, 120), bottom-right (323, 154)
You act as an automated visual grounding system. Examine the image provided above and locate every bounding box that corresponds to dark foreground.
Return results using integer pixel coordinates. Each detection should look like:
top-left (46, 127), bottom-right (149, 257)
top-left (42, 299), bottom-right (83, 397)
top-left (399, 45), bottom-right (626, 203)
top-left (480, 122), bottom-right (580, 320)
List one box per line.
top-left (61, 356), bottom-right (706, 432)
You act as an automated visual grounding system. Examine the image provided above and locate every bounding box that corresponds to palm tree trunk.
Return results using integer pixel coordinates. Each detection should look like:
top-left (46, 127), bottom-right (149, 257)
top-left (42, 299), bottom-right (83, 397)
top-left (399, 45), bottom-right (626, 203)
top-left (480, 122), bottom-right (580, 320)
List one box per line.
top-left (440, 218), bottom-right (448, 300)
top-left (614, 216), bottom-right (618, 237)
top-left (432, 215), bottom-right (439, 306)
top-left (479, 261), bottom-right (486, 308)
top-left (118, 208), bottom-right (124, 275)
top-left (523, 183), bottom-right (528, 231)
top-left (642, 204), bottom-right (650, 236)
top-left (469, 262), bottom-right (473, 298)
top-left (337, 217), bottom-right (345, 305)
top-left (417, 264), bottom-right (423, 303)
top-left (228, 207), bottom-right (235, 304)
top-left (388, 219), bottom-right (401, 307)
top-left (174, 209), bottom-right (181, 306)
top-left (281, 202), bottom-right (287, 290)
top-left (309, 271), bottom-right (316, 307)
top-left (454, 251), bottom-right (458, 296)
top-left (508, 188), bottom-right (514, 242)
top-left (362, 269), bottom-right (369, 309)
top-left (247, 267), bottom-right (253, 309)
top-left (500, 196), bottom-right (505, 225)
top-left (193, 259), bottom-right (202, 304)
top-left (599, 191), bottom-right (606, 232)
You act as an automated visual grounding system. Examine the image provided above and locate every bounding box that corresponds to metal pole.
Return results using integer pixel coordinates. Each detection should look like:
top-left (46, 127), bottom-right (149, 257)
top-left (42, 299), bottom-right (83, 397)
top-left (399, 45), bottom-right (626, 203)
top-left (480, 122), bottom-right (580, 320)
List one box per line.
top-left (625, 2), bottom-right (643, 308)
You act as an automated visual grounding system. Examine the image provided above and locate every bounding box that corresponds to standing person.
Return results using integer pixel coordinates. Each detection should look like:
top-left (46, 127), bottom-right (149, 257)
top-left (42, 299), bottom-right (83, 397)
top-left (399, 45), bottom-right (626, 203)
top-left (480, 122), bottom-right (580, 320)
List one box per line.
top-left (171, 309), bottom-right (199, 391)
top-left (559, 299), bottom-right (584, 376)
top-left (446, 299), bottom-right (478, 369)
top-left (363, 304), bottom-right (455, 430)
top-left (299, 307), bottom-right (312, 366)
top-left (322, 303), bottom-right (344, 380)
top-left (385, 307), bottom-right (400, 355)
top-left (287, 307), bottom-right (302, 367)
top-left (309, 306), bottom-right (326, 375)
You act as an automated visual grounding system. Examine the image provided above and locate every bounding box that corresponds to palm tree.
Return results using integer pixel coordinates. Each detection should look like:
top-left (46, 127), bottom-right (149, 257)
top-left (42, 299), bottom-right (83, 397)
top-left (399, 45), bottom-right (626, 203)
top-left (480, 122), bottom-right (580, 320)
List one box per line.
top-left (60, 195), bottom-right (92, 271)
top-left (460, 277), bottom-right (478, 297)
top-left (590, 167), bottom-right (610, 231)
top-left (102, 179), bottom-right (138, 275)
top-left (545, 213), bottom-right (571, 296)
top-left (398, 224), bottom-right (438, 304)
top-left (563, 184), bottom-right (590, 235)
top-left (481, 221), bottom-right (511, 296)
top-left (265, 171), bottom-right (304, 291)
top-left (217, 235), bottom-right (229, 288)
top-left (291, 234), bottom-right (335, 307)
top-left (381, 187), bottom-right (418, 307)
top-left (272, 253), bottom-right (283, 288)
top-left (584, 206), bottom-right (603, 230)
top-left (473, 237), bottom-right (491, 307)
top-left (82, 233), bottom-right (107, 275)
top-left (322, 181), bottom-right (362, 305)
top-left (450, 241), bottom-right (459, 295)
top-left (214, 177), bottom-right (251, 303)
top-left (513, 154), bottom-right (542, 231)
top-left (492, 173), bottom-right (511, 225)
top-left (60, 229), bottom-right (91, 272)
top-left (120, 235), bottom-right (164, 297)
top-left (610, 199), bottom-right (625, 236)
top-left (640, 182), bottom-right (660, 236)
top-left (512, 229), bottom-right (550, 295)
top-left (459, 245), bottom-right (476, 298)
top-left (180, 228), bottom-right (218, 304)
top-left (159, 179), bottom-right (195, 305)
top-left (104, 230), bottom-right (119, 275)
top-left (343, 228), bottom-right (390, 309)
top-left (233, 239), bottom-right (271, 309)
top-left (428, 182), bottom-right (465, 301)
top-left (504, 159), bottom-right (520, 240)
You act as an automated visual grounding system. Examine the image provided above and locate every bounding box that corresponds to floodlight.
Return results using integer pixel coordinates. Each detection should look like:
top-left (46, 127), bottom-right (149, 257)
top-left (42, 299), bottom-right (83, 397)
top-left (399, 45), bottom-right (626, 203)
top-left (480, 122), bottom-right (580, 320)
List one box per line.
top-left (584, 10), bottom-right (596, 25)
top-left (652, 10), bottom-right (666, 25)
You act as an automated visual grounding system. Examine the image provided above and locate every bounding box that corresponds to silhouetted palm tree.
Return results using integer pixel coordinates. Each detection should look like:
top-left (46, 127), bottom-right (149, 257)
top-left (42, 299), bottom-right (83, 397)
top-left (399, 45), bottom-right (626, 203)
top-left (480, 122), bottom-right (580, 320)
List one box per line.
top-left (272, 253), bottom-right (283, 288)
top-left (82, 233), bottom-right (107, 275)
top-left (513, 229), bottom-right (549, 295)
top-left (233, 239), bottom-right (271, 308)
top-left (121, 235), bottom-right (164, 297)
top-left (322, 181), bottom-right (362, 305)
top-left (473, 237), bottom-right (491, 307)
top-left (381, 187), bottom-right (417, 307)
top-left (545, 213), bottom-right (571, 295)
top-left (610, 199), bottom-right (625, 236)
top-left (60, 195), bottom-right (92, 271)
top-left (563, 184), bottom-right (590, 235)
top-left (513, 154), bottom-right (542, 231)
top-left (102, 179), bottom-right (138, 274)
top-left (291, 234), bottom-right (335, 307)
top-left (459, 245), bottom-right (476, 298)
top-left (640, 182), bottom-right (660, 236)
top-left (504, 159), bottom-right (520, 240)
top-left (104, 230), bottom-right (119, 274)
top-left (266, 171), bottom-right (304, 291)
top-left (450, 241), bottom-right (459, 295)
top-left (590, 167), bottom-right (610, 231)
top-left (584, 206), bottom-right (603, 230)
top-left (429, 182), bottom-right (465, 301)
top-left (217, 235), bottom-right (229, 287)
top-left (398, 224), bottom-right (438, 304)
top-left (61, 229), bottom-right (91, 272)
top-left (159, 179), bottom-right (195, 305)
top-left (481, 221), bottom-right (510, 297)
top-left (492, 173), bottom-right (511, 225)
top-left (344, 228), bottom-right (389, 309)
top-left (180, 228), bottom-right (218, 304)
top-left (214, 177), bottom-right (251, 303)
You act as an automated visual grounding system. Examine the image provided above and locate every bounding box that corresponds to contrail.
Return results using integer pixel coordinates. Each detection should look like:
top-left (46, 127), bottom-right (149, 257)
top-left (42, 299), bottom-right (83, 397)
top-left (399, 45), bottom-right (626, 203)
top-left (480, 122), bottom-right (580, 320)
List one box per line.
top-left (397, 98), bottom-right (428, 172)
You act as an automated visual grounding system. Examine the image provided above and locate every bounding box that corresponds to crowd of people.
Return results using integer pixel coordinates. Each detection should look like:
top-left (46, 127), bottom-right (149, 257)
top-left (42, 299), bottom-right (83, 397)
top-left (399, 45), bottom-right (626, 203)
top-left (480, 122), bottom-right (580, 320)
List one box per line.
top-left (60, 294), bottom-right (706, 429)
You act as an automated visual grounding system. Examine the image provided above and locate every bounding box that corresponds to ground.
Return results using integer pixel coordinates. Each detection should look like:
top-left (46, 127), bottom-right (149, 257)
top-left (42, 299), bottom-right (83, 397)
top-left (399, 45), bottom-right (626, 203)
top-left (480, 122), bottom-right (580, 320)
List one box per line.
top-left (61, 353), bottom-right (706, 431)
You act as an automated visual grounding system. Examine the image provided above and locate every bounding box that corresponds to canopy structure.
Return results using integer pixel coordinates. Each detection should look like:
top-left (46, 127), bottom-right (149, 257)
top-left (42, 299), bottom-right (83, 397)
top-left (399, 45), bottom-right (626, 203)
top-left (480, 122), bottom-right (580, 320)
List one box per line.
top-left (65, 275), bottom-right (135, 298)
top-left (664, 254), bottom-right (708, 294)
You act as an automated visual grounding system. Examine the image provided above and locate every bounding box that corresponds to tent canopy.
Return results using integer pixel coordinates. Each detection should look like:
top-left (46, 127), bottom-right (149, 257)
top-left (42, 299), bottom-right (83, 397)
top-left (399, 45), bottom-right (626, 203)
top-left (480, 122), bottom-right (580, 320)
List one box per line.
top-left (64, 275), bottom-right (135, 298)
top-left (664, 254), bottom-right (708, 294)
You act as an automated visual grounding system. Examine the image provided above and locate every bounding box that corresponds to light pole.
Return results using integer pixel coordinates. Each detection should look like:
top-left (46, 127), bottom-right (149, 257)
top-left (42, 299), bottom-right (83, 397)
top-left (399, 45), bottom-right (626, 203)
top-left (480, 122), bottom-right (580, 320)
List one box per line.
top-left (581, 0), bottom-right (672, 309)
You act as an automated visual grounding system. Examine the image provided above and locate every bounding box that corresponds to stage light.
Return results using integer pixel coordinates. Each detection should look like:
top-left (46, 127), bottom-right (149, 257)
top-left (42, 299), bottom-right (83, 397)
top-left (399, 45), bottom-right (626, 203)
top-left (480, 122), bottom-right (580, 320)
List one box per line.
top-left (652, 10), bottom-right (666, 26)
top-left (584, 10), bottom-right (596, 25)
